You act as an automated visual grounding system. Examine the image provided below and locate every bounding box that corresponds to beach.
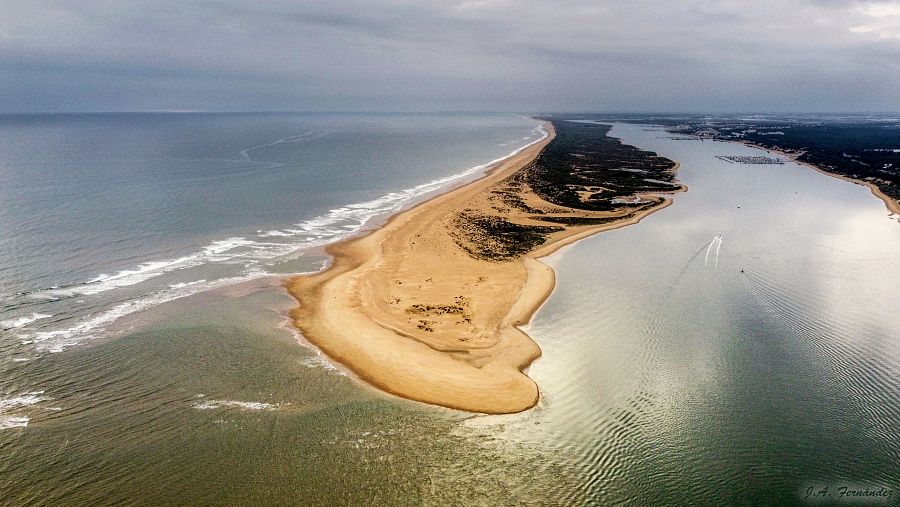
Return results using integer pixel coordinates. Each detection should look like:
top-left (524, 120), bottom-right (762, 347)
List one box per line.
top-left (286, 122), bottom-right (682, 413)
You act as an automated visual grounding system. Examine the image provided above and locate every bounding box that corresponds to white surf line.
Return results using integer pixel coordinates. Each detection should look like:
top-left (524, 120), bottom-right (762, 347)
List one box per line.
top-left (1, 312), bottom-right (52, 330)
top-left (11, 122), bottom-right (552, 355)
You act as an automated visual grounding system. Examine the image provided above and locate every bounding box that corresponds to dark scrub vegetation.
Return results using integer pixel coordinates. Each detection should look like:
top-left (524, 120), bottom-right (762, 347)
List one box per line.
top-left (525, 120), bottom-right (678, 211)
top-left (450, 119), bottom-right (678, 262)
top-left (451, 209), bottom-right (563, 261)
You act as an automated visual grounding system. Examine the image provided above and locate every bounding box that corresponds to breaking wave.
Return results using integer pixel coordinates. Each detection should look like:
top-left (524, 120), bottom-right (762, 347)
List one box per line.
top-left (1, 123), bottom-right (549, 356)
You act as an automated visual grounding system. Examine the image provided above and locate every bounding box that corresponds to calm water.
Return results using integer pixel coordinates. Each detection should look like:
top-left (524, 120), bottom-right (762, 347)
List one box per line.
top-left (1, 119), bottom-right (897, 506)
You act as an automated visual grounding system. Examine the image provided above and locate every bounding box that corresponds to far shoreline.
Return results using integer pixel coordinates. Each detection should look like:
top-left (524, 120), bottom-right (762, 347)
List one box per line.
top-left (731, 139), bottom-right (900, 216)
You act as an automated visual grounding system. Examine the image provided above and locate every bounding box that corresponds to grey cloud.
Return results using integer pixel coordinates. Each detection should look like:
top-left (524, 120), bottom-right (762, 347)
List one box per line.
top-left (0, 0), bottom-right (898, 112)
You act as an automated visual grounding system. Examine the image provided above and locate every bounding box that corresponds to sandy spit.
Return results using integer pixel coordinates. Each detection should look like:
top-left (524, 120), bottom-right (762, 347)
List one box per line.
top-left (285, 123), bottom-right (682, 413)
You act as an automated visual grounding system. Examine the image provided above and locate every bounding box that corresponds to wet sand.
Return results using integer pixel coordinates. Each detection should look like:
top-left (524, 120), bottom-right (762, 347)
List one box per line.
top-left (286, 123), bottom-right (682, 413)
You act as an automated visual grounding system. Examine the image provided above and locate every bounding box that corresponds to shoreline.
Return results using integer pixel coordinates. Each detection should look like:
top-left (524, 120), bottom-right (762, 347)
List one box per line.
top-left (285, 122), bottom-right (683, 413)
top-left (733, 140), bottom-right (900, 216)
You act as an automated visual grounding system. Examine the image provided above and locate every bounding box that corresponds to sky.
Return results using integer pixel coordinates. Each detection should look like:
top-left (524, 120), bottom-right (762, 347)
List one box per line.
top-left (1, 0), bottom-right (899, 113)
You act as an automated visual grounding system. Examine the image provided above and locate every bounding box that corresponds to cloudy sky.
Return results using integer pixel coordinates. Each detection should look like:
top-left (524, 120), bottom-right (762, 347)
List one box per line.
top-left (1, 0), bottom-right (899, 112)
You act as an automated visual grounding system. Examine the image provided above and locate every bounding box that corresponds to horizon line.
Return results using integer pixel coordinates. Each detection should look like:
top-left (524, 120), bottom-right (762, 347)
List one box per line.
top-left (2, 109), bottom-right (900, 116)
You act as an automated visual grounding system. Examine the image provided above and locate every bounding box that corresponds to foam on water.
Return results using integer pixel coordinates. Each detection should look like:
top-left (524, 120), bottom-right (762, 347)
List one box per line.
top-left (298, 352), bottom-right (345, 373)
top-left (26, 270), bottom-right (269, 353)
top-left (2, 123), bottom-right (548, 357)
top-left (1, 312), bottom-right (52, 329)
top-left (0, 416), bottom-right (30, 429)
top-left (192, 398), bottom-right (279, 411)
top-left (0, 391), bottom-right (51, 431)
top-left (27, 254), bottom-right (203, 299)
top-left (0, 391), bottom-right (50, 411)
top-left (169, 280), bottom-right (207, 289)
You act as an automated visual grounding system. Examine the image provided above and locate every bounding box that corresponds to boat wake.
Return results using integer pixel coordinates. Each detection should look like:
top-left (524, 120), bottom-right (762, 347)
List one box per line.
top-left (704, 235), bottom-right (723, 270)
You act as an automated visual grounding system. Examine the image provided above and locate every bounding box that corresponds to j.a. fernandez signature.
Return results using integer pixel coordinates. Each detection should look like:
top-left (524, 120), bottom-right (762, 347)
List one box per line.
top-left (804, 484), bottom-right (893, 503)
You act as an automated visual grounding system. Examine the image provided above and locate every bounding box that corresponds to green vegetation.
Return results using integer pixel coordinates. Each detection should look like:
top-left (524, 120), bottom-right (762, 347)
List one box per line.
top-left (526, 120), bottom-right (678, 211)
top-left (536, 215), bottom-right (635, 226)
top-left (451, 209), bottom-right (563, 261)
top-left (451, 120), bottom-right (679, 262)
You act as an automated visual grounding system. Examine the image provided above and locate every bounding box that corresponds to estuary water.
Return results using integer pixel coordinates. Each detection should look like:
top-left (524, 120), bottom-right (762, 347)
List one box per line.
top-left (1, 119), bottom-right (897, 506)
top-left (514, 124), bottom-right (900, 505)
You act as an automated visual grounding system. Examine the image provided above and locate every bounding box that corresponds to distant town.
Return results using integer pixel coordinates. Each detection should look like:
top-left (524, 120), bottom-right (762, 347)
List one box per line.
top-left (578, 114), bottom-right (900, 202)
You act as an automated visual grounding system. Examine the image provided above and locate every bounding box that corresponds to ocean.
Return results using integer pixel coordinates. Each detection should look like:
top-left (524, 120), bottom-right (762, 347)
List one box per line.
top-left (0, 115), bottom-right (897, 505)
top-left (0, 112), bottom-right (545, 356)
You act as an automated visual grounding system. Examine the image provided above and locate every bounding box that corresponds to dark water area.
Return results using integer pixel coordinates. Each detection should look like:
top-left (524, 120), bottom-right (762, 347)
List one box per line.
top-left (0, 119), bottom-right (897, 505)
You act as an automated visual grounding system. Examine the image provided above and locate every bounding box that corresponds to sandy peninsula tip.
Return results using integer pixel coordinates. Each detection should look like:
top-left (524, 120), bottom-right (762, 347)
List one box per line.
top-left (286, 120), bottom-right (683, 413)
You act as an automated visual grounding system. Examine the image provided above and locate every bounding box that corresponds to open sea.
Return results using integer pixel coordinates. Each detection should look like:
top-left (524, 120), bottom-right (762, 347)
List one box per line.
top-left (0, 115), bottom-right (897, 505)
top-left (0, 112), bottom-right (545, 356)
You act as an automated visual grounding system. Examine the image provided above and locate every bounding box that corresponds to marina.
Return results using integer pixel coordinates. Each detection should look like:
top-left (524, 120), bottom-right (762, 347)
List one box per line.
top-left (716, 154), bottom-right (786, 164)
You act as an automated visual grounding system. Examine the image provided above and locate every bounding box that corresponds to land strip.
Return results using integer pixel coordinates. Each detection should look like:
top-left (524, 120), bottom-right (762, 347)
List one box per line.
top-left (286, 120), bottom-right (682, 413)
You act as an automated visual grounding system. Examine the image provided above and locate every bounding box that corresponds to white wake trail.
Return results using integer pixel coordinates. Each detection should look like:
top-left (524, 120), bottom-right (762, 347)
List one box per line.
top-left (238, 131), bottom-right (319, 161)
top-left (704, 236), bottom-right (716, 267)
top-left (704, 235), bottom-right (723, 269)
top-left (714, 236), bottom-right (723, 269)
